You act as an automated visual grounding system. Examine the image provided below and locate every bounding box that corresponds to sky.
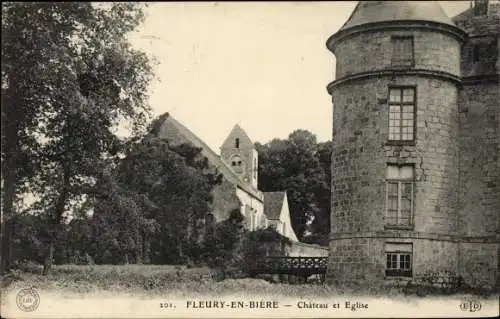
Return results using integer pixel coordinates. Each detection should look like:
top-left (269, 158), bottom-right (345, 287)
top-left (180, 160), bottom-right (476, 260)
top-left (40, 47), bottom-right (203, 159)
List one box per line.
top-left (128, 1), bottom-right (471, 152)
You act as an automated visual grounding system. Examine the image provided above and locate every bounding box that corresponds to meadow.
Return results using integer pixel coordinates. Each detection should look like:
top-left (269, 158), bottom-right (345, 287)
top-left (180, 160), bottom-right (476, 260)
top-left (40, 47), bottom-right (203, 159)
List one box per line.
top-left (1, 264), bottom-right (498, 300)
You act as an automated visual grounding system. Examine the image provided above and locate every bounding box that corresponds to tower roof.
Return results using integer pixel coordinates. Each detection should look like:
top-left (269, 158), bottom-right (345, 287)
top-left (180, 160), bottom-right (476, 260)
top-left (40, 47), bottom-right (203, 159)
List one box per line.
top-left (152, 113), bottom-right (263, 200)
top-left (327, 1), bottom-right (466, 52)
top-left (221, 124), bottom-right (254, 150)
top-left (339, 1), bottom-right (455, 32)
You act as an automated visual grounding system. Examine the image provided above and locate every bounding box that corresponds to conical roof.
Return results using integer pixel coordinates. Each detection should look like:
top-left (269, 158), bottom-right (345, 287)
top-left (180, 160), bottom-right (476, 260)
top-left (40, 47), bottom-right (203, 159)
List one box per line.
top-left (339, 1), bottom-right (455, 32)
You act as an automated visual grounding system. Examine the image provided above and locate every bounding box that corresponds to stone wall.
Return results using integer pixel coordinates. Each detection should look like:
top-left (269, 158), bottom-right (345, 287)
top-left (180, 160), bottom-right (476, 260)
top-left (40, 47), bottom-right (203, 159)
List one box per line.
top-left (211, 179), bottom-right (241, 222)
top-left (328, 237), bottom-right (460, 284)
top-left (459, 242), bottom-right (499, 289)
top-left (286, 241), bottom-right (329, 257)
top-left (333, 29), bottom-right (461, 78)
top-left (330, 76), bottom-right (460, 236)
top-left (458, 82), bottom-right (500, 236)
top-left (328, 23), bottom-right (463, 283)
top-left (454, 5), bottom-right (500, 288)
top-left (236, 188), bottom-right (266, 230)
top-left (328, 238), bottom-right (374, 282)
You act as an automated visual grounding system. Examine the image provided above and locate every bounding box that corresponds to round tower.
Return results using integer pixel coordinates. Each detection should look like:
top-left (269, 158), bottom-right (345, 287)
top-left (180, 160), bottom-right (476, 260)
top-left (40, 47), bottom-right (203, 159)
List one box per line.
top-left (326, 1), bottom-right (467, 283)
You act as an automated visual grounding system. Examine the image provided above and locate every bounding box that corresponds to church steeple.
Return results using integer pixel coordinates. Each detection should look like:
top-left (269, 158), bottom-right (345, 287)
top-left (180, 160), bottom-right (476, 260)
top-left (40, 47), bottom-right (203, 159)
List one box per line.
top-left (220, 124), bottom-right (258, 188)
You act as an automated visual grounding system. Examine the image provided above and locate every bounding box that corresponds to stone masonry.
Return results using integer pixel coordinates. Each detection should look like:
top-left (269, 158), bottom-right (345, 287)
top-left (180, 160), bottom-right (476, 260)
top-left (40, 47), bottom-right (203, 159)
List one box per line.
top-left (326, 1), bottom-right (499, 288)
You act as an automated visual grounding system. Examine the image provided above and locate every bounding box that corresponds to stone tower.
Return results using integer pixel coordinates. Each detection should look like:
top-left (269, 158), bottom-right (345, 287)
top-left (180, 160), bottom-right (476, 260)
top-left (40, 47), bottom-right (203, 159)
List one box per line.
top-left (453, 0), bottom-right (500, 287)
top-left (326, 1), bottom-right (468, 283)
top-left (220, 124), bottom-right (258, 189)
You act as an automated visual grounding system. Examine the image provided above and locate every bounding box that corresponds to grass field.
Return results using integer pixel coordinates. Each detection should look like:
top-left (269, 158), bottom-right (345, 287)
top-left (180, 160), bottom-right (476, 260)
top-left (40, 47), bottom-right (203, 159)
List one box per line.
top-left (2, 264), bottom-right (498, 319)
top-left (1, 264), bottom-right (499, 300)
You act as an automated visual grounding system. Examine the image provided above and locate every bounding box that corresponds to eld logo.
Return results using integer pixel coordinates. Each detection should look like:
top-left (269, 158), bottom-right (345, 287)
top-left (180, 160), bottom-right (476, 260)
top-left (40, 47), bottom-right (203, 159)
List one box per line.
top-left (459, 300), bottom-right (482, 312)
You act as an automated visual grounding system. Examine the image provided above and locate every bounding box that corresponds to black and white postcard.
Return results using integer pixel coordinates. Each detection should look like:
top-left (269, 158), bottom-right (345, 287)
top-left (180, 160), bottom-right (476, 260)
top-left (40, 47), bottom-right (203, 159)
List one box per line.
top-left (1, 1), bottom-right (499, 318)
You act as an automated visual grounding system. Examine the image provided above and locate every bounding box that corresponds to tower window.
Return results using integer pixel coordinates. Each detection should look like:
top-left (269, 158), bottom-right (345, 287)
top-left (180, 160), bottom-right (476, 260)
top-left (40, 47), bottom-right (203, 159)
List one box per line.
top-left (253, 158), bottom-right (257, 179)
top-left (385, 243), bottom-right (413, 277)
top-left (472, 44), bottom-right (480, 62)
top-left (474, 0), bottom-right (489, 16)
top-left (472, 40), bottom-right (498, 63)
top-left (230, 155), bottom-right (243, 174)
top-left (388, 87), bottom-right (415, 143)
top-left (386, 165), bottom-right (414, 227)
top-left (391, 36), bottom-right (414, 67)
top-left (235, 138), bottom-right (240, 149)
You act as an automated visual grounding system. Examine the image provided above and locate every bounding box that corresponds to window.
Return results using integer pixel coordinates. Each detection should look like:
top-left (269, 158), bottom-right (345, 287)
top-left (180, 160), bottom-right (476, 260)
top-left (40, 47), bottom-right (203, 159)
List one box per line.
top-left (474, 0), bottom-right (488, 16)
top-left (472, 40), bottom-right (498, 63)
top-left (385, 243), bottom-right (413, 277)
top-left (235, 138), bottom-right (240, 148)
top-left (253, 158), bottom-right (257, 179)
top-left (388, 87), bottom-right (415, 142)
top-left (391, 36), bottom-right (414, 67)
top-left (231, 155), bottom-right (243, 174)
top-left (386, 165), bottom-right (414, 227)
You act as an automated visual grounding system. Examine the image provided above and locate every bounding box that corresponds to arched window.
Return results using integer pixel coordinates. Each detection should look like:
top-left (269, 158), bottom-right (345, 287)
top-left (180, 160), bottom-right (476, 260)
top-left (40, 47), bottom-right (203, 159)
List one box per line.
top-left (235, 138), bottom-right (240, 148)
top-left (230, 155), bottom-right (244, 174)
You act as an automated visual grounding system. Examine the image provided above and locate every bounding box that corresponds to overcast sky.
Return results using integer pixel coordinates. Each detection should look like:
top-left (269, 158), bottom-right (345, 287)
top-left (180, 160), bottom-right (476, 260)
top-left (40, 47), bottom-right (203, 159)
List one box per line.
top-left (128, 1), bottom-right (471, 152)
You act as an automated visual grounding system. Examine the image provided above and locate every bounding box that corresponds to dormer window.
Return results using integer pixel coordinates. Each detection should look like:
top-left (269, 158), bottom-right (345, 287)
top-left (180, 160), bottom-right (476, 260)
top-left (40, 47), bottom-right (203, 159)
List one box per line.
top-left (235, 138), bottom-right (240, 149)
top-left (472, 39), bottom-right (498, 63)
top-left (391, 36), bottom-right (414, 68)
top-left (474, 0), bottom-right (489, 16)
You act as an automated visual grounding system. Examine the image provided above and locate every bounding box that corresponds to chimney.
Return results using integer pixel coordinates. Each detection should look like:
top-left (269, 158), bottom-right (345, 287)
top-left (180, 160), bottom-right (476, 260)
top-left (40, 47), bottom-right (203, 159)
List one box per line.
top-left (473, 0), bottom-right (489, 16)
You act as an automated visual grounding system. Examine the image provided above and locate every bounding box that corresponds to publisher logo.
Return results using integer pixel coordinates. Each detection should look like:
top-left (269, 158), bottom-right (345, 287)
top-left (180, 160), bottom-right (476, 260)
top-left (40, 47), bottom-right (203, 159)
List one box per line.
top-left (16, 287), bottom-right (40, 312)
top-left (459, 300), bottom-right (481, 312)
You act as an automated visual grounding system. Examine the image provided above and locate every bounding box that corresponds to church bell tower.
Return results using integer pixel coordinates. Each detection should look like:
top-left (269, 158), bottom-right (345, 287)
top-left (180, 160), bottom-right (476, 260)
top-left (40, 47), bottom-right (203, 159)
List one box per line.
top-left (220, 124), bottom-right (258, 189)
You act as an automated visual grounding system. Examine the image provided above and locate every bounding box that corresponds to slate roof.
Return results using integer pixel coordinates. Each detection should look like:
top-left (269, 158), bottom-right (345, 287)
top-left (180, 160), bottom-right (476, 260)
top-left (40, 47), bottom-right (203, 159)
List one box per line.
top-left (339, 1), bottom-right (455, 32)
top-left (263, 191), bottom-right (286, 220)
top-left (452, 2), bottom-right (500, 22)
top-left (153, 113), bottom-right (263, 200)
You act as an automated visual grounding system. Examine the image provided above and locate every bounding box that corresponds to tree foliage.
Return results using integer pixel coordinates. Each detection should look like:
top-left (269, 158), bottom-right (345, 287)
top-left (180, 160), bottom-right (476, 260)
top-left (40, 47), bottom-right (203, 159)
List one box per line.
top-left (256, 130), bottom-right (331, 245)
top-left (91, 137), bottom-right (221, 265)
top-left (1, 2), bottom-right (154, 274)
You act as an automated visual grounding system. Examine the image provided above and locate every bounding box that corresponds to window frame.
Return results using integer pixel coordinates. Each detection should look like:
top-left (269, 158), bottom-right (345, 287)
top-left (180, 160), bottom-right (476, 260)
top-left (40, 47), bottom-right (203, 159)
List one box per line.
top-left (474, 2), bottom-right (488, 16)
top-left (385, 250), bottom-right (413, 277)
top-left (391, 36), bottom-right (415, 68)
top-left (253, 158), bottom-right (257, 180)
top-left (385, 164), bottom-right (415, 229)
top-left (472, 39), bottom-right (498, 64)
top-left (387, 86), bottom-right (417, 145)
top-left (230, 154), bottom-right (245, 176)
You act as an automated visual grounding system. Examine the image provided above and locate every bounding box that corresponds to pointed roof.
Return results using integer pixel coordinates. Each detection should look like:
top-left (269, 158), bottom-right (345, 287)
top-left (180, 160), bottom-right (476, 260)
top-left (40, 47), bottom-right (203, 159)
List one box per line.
top-left (339, 1), bottom-right (455, 32)
top-left (327, 1), bottom-right (467, 51)
top-left (221, 124), bottom-right (255, 150)
top-left (452, 2), bottom-right (500, 23)
top-left (152, 113), bottom-right (263, 200)
top-left (263, 191), bottom-right (286, 220)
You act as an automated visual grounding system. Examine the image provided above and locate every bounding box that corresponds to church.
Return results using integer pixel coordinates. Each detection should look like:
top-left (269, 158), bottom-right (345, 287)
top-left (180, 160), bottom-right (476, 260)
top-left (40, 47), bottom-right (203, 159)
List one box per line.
top-left (326, 0), bottom-right (499, 288)
top-left (151, 112), bottom-right (299, 242)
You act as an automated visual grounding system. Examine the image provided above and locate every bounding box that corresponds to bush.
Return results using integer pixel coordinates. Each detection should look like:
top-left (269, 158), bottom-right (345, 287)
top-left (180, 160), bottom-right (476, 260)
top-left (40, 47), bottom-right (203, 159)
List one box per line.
top-left (200, 209), bottom-right (292, 280)
top-left (401, 270), bottom-right (497, 297)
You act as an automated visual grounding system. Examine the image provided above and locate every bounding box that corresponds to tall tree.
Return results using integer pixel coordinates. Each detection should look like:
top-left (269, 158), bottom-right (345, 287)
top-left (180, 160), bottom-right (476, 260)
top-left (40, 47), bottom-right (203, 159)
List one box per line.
top-left (92, 137), bottom-right (221, 265)
top-left (256, 130), bottom-right (331, 244)
top-left (1, 3), bottom-right (154, 274)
